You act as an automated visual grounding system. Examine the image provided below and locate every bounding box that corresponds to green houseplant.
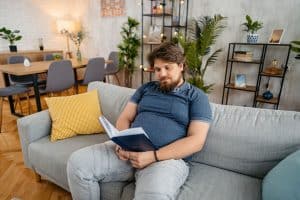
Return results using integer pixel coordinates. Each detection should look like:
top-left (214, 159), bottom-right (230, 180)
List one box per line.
top-left (178, 14), bottom-right (227, 93)
top-left (0, 27), bottom-right (22, 52)
top-left (118, 17), bottom-right (141, 88)
top-left (242, 15), bottom-right (263, 43)
top-left (291, 40), bottom-right (300, 59)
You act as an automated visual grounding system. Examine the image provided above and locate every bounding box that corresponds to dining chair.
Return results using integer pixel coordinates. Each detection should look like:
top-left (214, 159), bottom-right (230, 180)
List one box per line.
top-left (43, 54), bottom-right (54, 61)
top-left (0, 85), bottom-right (31, 132)
top-left (105, 51), bottom-right (120, 85)
top-left (7, 55), bottom-right (46, 86)
top-left (79, 57), bottom-right (106, 86)
top-left (39, 60), bottom-right (75, 95)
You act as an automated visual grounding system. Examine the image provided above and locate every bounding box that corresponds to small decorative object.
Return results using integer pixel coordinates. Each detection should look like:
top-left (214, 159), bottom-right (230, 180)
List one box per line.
top-left (23, 58), bottom-right (31, 67)
top-left (147, 25), bottom-right (162, 43)
top-left (235, 74), bottom-right (246, 88)
top-left (101, 0), bottom-right (125, 17)
top-left (38, 38), bottom-right (44, 51)
top-left (264, 59), bottom-right (283, 75)
top-left (269, 29), bottom-right (284, 44)
top-left (242, 15), bottom-right (263, 44)
top-left (263, 90), bottom-right (273, 100)
top-left (53, 54), bottom-right (63, 60)
top-left (118, 17), bottom-right (140, 88)
top-left (0, 27), bottom-right (22, 52)
top-left (234, 51), bottom-right (253, 62)
top-left (69, 30), bottom-right (85, 61)
top-left (291, 40), bottom-right (300, 59)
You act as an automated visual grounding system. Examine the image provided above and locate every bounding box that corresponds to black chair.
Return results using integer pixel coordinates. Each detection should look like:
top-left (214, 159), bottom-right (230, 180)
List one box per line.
top-left (0, 86), bottom-right (31, 132)
top-left (105, 51), bottom-right (120, 85)
top-left (79, 57), bottom-right (106, 86)
top-left (39, 60), bottom-right (75, 95)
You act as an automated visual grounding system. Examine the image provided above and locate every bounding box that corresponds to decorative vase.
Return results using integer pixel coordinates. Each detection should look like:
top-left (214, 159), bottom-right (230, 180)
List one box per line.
top-left (76, 48), bottom-right (82, 62)
top-left (263, 90), bottom-right (273, 100)
top-left (9, 45), bottom-right (17, 52)
top-left (247, 33), bottom-right (259, 43)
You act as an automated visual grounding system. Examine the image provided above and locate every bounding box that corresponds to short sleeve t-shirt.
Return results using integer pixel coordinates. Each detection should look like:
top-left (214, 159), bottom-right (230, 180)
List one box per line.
top-left (130, 81), bottom-right (212, 149)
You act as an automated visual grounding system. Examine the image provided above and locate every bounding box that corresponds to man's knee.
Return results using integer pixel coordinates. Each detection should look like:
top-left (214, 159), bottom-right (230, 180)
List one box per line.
top-left (134, 192), bottom-right (175, 200)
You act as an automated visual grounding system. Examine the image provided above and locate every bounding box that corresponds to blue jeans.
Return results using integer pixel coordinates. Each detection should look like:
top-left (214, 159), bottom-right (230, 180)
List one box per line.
top-left (67, 141), bottom-right (189, 200)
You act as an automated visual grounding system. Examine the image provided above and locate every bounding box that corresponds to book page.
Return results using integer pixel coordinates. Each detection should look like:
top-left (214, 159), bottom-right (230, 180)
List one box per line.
top-left (99, 116), bottom-right (119, 138)
top-left (119, 127), bottom-right (149, 138)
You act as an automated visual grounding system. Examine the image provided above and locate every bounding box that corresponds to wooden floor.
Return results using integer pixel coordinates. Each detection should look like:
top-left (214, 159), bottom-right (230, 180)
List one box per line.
top-left (0, 91), bottom-right (81, 200)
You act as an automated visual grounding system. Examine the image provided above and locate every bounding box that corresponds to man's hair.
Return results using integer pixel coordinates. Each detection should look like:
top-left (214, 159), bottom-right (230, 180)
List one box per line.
top-left (147, 42), bottom-right (185, 67)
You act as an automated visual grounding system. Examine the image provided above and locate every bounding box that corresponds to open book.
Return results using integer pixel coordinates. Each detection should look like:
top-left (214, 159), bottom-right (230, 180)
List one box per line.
top-left (99, 116), bottom-right (157, 152)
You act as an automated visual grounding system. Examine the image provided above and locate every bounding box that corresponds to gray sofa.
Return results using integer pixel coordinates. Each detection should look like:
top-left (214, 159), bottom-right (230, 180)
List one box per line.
top-left (17, 82), bottom-right (300, 200)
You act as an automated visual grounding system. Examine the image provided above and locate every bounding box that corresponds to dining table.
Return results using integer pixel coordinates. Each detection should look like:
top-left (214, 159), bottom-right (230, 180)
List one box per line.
top-left (0, 58), bottom-right (112, 115)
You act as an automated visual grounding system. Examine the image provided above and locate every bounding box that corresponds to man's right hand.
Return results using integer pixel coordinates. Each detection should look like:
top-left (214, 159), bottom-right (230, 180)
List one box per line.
top-left (115, 145), bottom-right (130, 161)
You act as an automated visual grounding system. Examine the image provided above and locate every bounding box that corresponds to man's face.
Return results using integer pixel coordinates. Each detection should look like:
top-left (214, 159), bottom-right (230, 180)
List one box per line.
top-left (153, 58), bottom-right (184, 92)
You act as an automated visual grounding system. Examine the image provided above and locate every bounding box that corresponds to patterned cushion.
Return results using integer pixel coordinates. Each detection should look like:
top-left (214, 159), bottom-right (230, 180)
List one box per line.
top-left (45, 90), bottom-right (104, 141)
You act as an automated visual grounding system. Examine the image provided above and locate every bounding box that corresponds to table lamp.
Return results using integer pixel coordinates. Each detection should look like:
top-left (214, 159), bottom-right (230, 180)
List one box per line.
top-left (56, 19), bottom-right (75, 58)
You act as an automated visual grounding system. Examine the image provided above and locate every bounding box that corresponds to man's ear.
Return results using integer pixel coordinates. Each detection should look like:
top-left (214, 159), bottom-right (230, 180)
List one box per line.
top-left (178, 63), bottom-right (184, 71)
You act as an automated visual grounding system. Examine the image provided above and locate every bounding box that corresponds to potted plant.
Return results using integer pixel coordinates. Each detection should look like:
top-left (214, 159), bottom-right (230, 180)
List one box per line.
top-left (178, 14), bottom-right (227, 93)
top-left (0, 27), bottom-right (22, 52)
top-left (242, 15), bottom-right (263, 43)
top-left (291, 40), bottom-right (300, 59)
top-left (118, 17), bottom-right (141, 88)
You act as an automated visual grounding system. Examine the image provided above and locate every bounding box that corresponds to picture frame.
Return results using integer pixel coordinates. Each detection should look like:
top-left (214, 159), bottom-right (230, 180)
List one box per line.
top-left (268, 29), bottom-right (284, 44)
top-left (147, 25), bottom-right (162, 43)
top-left (235, 74), bottom-right (246, 88)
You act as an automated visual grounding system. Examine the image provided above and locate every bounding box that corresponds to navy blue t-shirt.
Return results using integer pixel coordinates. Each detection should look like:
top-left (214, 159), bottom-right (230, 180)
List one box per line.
top-left (130, 81), bottom-right (212, 149)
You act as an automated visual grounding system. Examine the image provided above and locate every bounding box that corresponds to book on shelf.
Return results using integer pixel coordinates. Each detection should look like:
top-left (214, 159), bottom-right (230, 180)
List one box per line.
top-left (99, 116), bottom-right (157, 152)
top-left (233, 51), bottom-right (253, 62)
top-left (234, 74), bottom-right (246, 88)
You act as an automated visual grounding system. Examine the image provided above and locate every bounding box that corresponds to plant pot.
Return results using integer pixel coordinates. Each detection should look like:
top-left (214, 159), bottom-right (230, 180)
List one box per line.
top-left (247, 33), bottom-right (259, 44)
top-left (9, 45), bottom-right (17, 52)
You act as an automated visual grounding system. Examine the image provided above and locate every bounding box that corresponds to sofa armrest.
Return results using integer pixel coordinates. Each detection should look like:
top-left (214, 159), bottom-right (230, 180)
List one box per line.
top-left (17, 110), bottom-right (52, 169)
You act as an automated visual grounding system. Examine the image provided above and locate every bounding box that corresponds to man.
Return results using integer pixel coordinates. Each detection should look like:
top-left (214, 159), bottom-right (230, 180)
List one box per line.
top-left (67, 42), bottom-right (212, 200)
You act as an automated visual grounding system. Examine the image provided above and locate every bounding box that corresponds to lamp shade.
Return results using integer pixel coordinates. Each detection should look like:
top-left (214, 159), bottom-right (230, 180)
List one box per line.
top-left (56, 19), bottom-right (75, 33)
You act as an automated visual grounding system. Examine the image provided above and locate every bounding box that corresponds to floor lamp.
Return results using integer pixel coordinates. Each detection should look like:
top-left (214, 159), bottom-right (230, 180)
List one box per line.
top-left (57, 19), bottom-right (75, 59)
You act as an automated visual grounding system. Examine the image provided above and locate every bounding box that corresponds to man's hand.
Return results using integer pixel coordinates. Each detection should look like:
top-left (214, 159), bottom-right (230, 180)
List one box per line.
top-left (115, 145), bottom-right (156, 168)
top-left (128, 151), bottom-right (156, 169)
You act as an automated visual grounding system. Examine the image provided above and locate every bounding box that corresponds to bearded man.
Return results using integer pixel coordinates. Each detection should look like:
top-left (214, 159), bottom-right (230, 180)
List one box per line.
top-left (67, 42), bottom-right (212, 200)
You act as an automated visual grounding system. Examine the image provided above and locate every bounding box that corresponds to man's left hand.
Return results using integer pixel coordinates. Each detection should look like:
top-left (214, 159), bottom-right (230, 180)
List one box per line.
top-left (128, 151), bottom-right (156, 169)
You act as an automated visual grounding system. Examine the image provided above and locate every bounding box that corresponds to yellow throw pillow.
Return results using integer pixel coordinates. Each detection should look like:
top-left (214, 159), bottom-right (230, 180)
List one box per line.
top-left (45, 90), bottom-right (104, 141)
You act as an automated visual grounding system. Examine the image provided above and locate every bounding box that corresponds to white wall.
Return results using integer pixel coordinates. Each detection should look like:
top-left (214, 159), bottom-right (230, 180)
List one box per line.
top-left (0, 0), bottom-right (299, 110)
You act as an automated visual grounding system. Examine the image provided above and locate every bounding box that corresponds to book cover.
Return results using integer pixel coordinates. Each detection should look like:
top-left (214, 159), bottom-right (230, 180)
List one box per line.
top-left (99, 116), bottom-right (157, 152)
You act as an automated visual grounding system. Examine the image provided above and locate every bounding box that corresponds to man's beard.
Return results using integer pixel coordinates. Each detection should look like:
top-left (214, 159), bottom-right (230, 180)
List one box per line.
top-left (158, 77), bottom-right (182, 93)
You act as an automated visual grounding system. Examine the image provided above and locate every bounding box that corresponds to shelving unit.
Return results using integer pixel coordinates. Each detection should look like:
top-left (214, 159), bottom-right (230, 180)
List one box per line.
top-left (140, 0), bottom-right (189, 84)
top-left (222, 42), bottom-right (291, 109)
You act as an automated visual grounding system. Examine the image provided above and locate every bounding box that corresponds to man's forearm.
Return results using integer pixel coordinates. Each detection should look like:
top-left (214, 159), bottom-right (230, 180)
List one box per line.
top-left (156, 135), bottom-right (205, 161)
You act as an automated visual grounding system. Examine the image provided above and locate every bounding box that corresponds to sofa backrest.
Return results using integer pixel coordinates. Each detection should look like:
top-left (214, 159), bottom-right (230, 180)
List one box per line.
top-left (192, 103), bottom-right (300, 178)
top-left (88, 82), bottom-right (135, 125)
top-left (89, 82), bottom-right (300, 179)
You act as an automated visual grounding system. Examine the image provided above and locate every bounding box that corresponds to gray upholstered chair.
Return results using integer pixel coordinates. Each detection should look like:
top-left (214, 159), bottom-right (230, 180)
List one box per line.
top-left (8, 55), bottom-right (46, 86)
top-left (39, 60), bottom-right (75, 95)
top-left (0, 86), bottom-right (31, 132)
top-left (105, 51), bottom-right (120, 85)
top-left (43, 54), bottom-right (54, 61)
top-left (79, 57), bottom-right (106, 86)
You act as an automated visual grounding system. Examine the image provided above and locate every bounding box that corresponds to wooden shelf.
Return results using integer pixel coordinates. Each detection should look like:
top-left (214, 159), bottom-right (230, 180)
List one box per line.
top-left (256, 95), bottom-right (279, 104)
top-left (225, 83), bottom-right (256, 92)
top-left (143, 13), bottom-right (172, 17)
top-left (260, 71), bottom-right (284, 78)
top-left (164, 25), bottom-right (186, 28)
top-left (143, 42), bottom-right (161, 45)
top-left (228, 58), bottom-right (261, 64)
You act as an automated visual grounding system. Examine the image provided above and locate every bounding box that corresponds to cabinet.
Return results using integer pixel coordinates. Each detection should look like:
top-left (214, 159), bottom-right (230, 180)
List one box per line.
top-left (221, 43), bottom-right (291, 109)
top-left (140, 0), bottom-right (189, 84)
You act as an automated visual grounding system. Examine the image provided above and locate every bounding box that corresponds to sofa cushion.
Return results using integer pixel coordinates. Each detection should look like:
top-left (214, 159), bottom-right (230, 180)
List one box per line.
top-left (120, 162), bottom-right (262, 200)
top-left (46, 90), bottom-right (104, 141)
top-left (262, 149), bottom-right (300, 200)
top-left (192, 103), bottom-right (300, 178)
top-left (28, 134), bottom-right (109, 190)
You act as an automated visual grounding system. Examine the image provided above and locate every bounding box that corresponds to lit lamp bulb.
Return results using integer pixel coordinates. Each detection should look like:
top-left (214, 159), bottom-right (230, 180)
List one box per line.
top-left (143, 35), bottom-right (147, 39)
top-left (180, 0), bottom-right (184, 4)
top-left (160, 33), bottom-right (164, 38)
top-left (139, 64), bottom-right (143, 69)
top-left (174, 31), bottom-right (178, 36)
